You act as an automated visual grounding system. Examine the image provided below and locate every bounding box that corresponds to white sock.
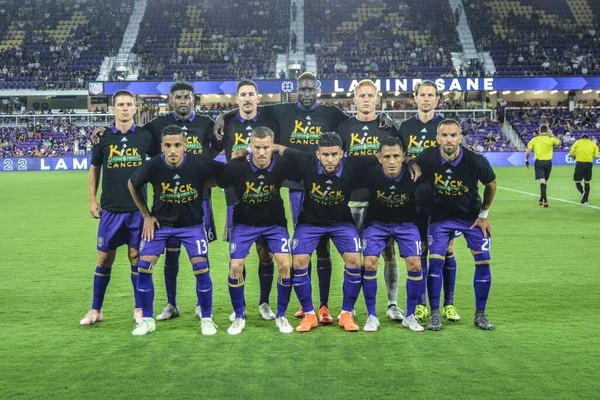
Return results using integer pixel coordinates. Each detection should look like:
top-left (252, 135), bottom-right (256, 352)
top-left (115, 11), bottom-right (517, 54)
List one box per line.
top-left (384, 260), bottom-right (399, 306)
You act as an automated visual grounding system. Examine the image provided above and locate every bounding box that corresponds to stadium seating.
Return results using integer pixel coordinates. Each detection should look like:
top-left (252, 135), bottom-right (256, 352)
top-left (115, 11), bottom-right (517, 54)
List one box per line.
top-left (134, 0), bottom-right (289, 81)
top-left (0, 0), bottom-right (133, 90)
top-left (1, 124), bottom-right (93, 157)
top-left (465, 0), bottom-right (600, 76)
top-left (507, 106), bottom-right (600, 149)
top-left (304, 0), bottom-right (459, 79)
top-left (462, 118), bottom-right (517, 152)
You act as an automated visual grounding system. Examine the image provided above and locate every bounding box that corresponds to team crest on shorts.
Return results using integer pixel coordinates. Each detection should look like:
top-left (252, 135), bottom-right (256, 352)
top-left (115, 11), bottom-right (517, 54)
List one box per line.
top-left (427, 235), bottom-right (433, 246)
top-left (140, 240), bottom-right (145, 251)
top-left (229, 243), bottom-right (236, 254)
top-left (97, 236), bottom-right (104, 247)
top-left (292, 239), bottom-right (298, 250)
top-left (361, 239), bottom-right (367, 250)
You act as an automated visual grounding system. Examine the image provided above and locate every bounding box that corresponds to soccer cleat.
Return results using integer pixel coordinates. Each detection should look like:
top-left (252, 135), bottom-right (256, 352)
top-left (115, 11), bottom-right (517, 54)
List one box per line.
top-left (386, 305), bottom-right (404, 321)
top-left (156, 304), bottom-right (179, 321)
top-left (363, 315), bottom-right (380, 332)
top-left (474, 314), bottom-right (495, 330)
top-left (338, 311), bottom-right (360, 332)
top-left (402, 314), bottom-right (425, 332)
top-left (276, 317), bottom-right (294, 334)
top-left (427, 314), bottom-right (442, 331)
top-left (80, 309), bottom-right (103, 326)
top-left (318, 306), bottom-right (333, 324)
top-left (296, 313), bottom-right (318, 332)
top-left (201, 318), bottom-right (218, 336)
top-left (132, 317), bottom-right (156, 336)
top-left (415, 304), bottom-right (430, 322)
top-left (543, 202), bottom-right (549, 208)
top-left (337, 309), bottom-right (357, 321)
top-left (134, 308), bottom-right (143, 324)
top-left (259, 303), bottom-right (276, 320)
top-left (442, 305), bottom-right (461, 322)
top-left (195, 305), bottom-right (202, 319)
top-left (227, 318), bottom-right (246, 335)
top-left (294, 306), bottom-right (305, 318)
top-left (538, 198), bottom-right (543, 206)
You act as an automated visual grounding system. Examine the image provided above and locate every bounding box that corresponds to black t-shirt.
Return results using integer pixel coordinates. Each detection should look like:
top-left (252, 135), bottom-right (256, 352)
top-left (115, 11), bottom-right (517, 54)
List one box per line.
top-left (144, 111), bottom-right (215, 157)
top-left (356, 165), bottom-right (416, 224)
top-left (91, 124), bottom-right (154, 213)
top-left (216, 111), bottom-right (280, 160)
top-left (130, 154), bottom-right (224, 227)
top-left (337, 115), bottom-right (403, 202)
top-left (285, 148), bottom-right (378, 226)
top-left (217, 154), bottom-right (301, 227)
top-left (398, 113), bottom-right (444, 159)
top-left (415, 146), bottom-right (496, 221)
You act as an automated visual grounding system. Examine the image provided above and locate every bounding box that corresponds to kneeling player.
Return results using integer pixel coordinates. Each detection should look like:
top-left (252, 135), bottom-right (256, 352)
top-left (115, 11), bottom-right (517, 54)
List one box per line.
top-left (128, 125), bottom-right (224, 336)
top-left (217, 127), bottom-right (300, 334)
top-left (360, 137), bottom-right (424, 332)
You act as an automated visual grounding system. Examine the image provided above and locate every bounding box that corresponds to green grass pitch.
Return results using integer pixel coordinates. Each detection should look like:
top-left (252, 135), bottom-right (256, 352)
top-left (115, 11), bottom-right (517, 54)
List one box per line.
top-left (0, 166), bottom-right (598, 399)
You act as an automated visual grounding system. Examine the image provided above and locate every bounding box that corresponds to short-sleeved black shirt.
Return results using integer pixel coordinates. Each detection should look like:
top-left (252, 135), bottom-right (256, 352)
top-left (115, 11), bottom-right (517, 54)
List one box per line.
top-left (144, 111), bottom-right (215, 157)
top-left (130, 154), bottom-right (224, 227)
top-left (215, 111), bottom-right (280, 160)
top-left (415, 146), bottom-right (496, 221)
top-left (217, 154), bottom-right (300, 227)
top-left (285, 148), bottom-right (378, 226)
top-left (91, 123), bottom-right (154, 213)
top-left (398, 113), bottom-right (444, 159)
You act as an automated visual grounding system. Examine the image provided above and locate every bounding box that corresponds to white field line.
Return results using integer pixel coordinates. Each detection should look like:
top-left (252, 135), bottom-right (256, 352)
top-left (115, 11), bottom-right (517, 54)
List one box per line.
top-left (497, 186), bottom-right (600, 210)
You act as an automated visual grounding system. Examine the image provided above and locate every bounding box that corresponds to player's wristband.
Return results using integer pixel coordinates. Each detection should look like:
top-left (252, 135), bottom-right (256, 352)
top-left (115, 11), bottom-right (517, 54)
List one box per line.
top-left (478, 209), bottom-right (489, 219)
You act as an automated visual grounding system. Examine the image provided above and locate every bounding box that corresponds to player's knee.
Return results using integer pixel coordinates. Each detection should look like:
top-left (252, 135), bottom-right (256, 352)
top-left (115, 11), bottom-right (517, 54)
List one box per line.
top-left (256, 244), bottom-right (273, 264)
top-left (97, 250), bottom-right (116, 268)
top-left (382, 245), bottom-right (395, 261)
top-left (343, 254), bottom-right (362, 269)
top-left (292, 254), bottom-right (310, 269)
top-left (128, 248), bottom-right (140, 265)
top-left (405, 256), bottom-right (421, 272)
top-left (229, 260), bottom-right (244, 278)
top-left (364, 256), bottom-right (379, 271)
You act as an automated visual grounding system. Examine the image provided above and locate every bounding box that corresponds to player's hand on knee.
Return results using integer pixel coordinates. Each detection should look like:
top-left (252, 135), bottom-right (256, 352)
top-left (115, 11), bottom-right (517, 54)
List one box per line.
top-left (407, 161), bottom-right (421, 182)
top-left (213, 115), bottom-right (224, 140)
top-left (143, 216), bottom-right (160, 241)
top-left (91, 127), bottom-right (106, 145)
top-left (470, 218), bottom-right (492, 239)
top-left (90, 201), bottom-right (101, 219)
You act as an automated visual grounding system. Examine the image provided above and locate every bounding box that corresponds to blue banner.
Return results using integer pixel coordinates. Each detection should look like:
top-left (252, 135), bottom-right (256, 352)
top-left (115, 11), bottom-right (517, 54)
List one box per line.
top-left (1, 152), bottom-right (594, 172)
top-left (104, 77), bottom-right (600, 95)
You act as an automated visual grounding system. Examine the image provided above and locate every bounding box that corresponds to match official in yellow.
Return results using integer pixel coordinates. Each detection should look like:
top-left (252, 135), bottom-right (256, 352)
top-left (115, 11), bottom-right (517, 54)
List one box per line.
top-left (525, 124), bottom-right (560, 207)
top-left (569, 134), bottom-right (599, 205)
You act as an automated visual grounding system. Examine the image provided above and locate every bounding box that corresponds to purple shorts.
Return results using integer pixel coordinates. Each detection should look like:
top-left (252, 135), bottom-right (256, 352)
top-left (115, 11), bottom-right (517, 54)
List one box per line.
top-left (292, 223), bottom-right (361, 256)
top-left (141, 224), bottom-right (209, 258)
top-left (97, 210), bottom-right (143, 252)
top-left (229, 224), bottom-right (289, 259)
top-left (428, 219), bottom-right (491, 255)
top-left (363, 222), bottom-right (422, 258)
top-left (289, 190), bottom-right (304, 226)
top-left (165, 199), bottom-right (216, 250)
top-left (223, 205), bottom-right (267, 247)
top-left (416, 206), bottom-right (462, 241)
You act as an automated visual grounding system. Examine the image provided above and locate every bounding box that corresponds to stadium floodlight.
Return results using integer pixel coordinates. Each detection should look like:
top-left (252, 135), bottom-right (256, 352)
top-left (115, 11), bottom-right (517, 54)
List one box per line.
top-left (442, 91), bottom-right (450, 96)
top-left (346, 92), bottom-right (352, 97)
top-left (534, 90), bottom-right (543, 94)
top-left (550, 90), bottom-right (558, 94)
top-left (331, 93), bottom-right (336, 97)
top-left (317, 93), bottom-right (322, 98)
top-left (268, 94), bottom-right (274, 98)
top-left (502, 91), bottom-right (511, 95)
top-left (582, 89), bottom-right (592, 94)
top-left (564, 90), bottom-right (569, 94)
top-left (394, 91), bottom-right (400, 96)
top-left (489, 91), bottom-right (497, 95)
top-left (515, 91), bottom-right (524, 95)
top-left (596, 91), bottom-right (600, 95)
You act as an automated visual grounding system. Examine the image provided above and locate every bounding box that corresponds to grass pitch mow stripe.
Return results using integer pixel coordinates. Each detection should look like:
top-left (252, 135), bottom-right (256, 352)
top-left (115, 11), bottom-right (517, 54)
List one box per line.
top-left (497, 186), bottom-right (600, 210)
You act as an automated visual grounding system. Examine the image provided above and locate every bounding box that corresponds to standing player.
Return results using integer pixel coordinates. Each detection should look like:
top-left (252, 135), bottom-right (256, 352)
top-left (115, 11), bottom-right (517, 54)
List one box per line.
top-left (415, 120), bottom-right (497, 331)
top-left (398, 80), bottom-right (459, 323)
top-left (569, 134), bottom-right (598, 204)
top-left (274, 132), bottom-right (379, 332)
top-left (217, 127), bottom-right (301, 335)
top-left (360, 137), bottom-right (424, 332)
top-left (336, 79), bottom-right (405, 321)
top-left (525, 124), bottom-right (560, 207)
top-left (127, 125), bottom-right (224, 336)
top-left (215, 79), bottom-right (282, 320)
top-left (80, 90), bottom-right (154, 326)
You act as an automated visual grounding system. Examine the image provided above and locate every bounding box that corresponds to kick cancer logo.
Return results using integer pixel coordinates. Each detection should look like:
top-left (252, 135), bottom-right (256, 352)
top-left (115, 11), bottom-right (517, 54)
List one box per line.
top-left (107, 144), bottom-right (143, 168)
top-left (309, 182), bottom-right (345, 206)
top-left (159, 182), bottom-right (199, 203)
top-left (290, 120), bottom-right (323, 145)
top-left (241, 179), bottom-right (278, 203)
top-left (185, 135), bottom-right (203, 155)
top-left (433, 173), bottom-right (469, 196)
top-left (348, 131), bottom-right (380, 155)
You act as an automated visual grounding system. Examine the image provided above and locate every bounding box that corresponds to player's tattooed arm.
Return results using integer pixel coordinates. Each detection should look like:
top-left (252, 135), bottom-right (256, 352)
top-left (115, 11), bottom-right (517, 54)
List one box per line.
top-left (213, 109), bottom-right (238, 140)
top-left (88, 165), bottom-right (101, 218)
top-left (90, 126), bottom-right (107, 145)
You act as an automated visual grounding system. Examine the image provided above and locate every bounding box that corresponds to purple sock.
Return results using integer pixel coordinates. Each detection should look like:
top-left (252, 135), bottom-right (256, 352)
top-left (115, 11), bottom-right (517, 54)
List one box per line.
top-left (276, 276), bottom-right (292, 318)
top-left (193, 261), bottom-right (212, 318)
top-left (342, 267), bottom-right (362, 312)
top-left (91, 266), bottom-right (111, 310)
top-left (473, 254), bottom-right (492, 310)
top-left (228, 275), bottom-right (245, 319)
top-left (427, 257), bottom-right (444, 311)
top-left (131, 265), bottom-right (141, 308)
top-left (137, 260), bottom-right (154, 318)
top-left (406, 270), bottom-right (422, 317)
top-left (418, 255), bottom-right (428, 305)
top-left (258, 261), bottom-right (274, 305)
top-left (164, 250), bottom-right (180, 306)
top-left (292, 267), bottom-right (314, 313)
top-left (363, 269), bottom-right (378, 317)
top-left (443, 251), bottom-right (457, 306)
